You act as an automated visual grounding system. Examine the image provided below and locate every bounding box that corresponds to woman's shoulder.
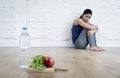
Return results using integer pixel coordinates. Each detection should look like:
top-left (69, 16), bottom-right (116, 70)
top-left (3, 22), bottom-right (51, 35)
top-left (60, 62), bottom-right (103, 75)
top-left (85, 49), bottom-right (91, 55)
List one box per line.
top-left (74, 18), bottom-right (82, 25)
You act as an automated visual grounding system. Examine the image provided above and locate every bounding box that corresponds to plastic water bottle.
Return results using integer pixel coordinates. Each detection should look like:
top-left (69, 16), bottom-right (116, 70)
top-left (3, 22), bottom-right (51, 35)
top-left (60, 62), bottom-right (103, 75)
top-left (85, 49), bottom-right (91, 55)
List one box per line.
top-left (19, 27), bottom-right (30, 49)
top-left (19, 27), bottom-right (31, 69)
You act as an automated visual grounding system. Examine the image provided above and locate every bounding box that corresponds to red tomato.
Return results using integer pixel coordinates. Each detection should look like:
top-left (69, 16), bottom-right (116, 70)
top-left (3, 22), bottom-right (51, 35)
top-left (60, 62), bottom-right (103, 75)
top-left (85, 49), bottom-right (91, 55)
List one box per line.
top-left (44, 56), bottom-right (55, 67)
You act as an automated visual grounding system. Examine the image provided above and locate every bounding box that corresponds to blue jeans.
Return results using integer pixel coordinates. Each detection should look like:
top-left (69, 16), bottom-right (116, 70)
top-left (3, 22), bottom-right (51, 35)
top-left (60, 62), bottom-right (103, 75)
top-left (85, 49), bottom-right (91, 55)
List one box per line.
top-left (74, 28), bottom-right (97, 49)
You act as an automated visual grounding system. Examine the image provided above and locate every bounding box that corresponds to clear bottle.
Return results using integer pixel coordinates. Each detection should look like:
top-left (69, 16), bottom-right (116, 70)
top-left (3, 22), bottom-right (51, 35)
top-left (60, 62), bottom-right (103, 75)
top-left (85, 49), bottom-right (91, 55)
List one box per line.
top-left (19, 27), bottom-right (31, 69)
top-left (19, 27), bottom-right (30, 49)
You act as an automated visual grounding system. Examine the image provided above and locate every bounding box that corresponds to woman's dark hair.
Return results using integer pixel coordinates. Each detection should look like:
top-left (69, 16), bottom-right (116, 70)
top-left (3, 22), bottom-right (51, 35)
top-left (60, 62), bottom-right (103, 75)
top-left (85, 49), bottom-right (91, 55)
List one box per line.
top-left (80, 9), bottom-right (92, 18)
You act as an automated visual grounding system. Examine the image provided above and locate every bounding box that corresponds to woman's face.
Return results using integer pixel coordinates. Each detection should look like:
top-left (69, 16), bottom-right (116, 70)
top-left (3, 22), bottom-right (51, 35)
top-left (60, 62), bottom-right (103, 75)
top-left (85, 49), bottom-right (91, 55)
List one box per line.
top-left (82, 14), bottom-right (92, 22)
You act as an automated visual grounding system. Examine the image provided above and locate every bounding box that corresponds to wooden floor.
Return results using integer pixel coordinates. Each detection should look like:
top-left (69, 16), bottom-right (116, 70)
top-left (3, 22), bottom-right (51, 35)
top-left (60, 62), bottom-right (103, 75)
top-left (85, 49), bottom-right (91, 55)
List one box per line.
top-left (0, 47), bottom-right (120, 78)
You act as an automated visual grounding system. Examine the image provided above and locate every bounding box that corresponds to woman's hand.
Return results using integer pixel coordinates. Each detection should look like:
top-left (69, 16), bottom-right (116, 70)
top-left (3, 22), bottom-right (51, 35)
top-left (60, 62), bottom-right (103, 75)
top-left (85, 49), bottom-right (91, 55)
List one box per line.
top-left (92, 25), bottom-right (99, 30)
top-left (89, 25), bottom-right (99, 34)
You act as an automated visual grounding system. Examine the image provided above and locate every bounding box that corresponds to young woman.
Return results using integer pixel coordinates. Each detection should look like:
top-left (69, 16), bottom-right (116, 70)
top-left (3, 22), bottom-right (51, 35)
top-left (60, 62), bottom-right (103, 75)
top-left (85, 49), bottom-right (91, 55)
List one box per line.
top-left (71, 9), bottom-right (104, 51)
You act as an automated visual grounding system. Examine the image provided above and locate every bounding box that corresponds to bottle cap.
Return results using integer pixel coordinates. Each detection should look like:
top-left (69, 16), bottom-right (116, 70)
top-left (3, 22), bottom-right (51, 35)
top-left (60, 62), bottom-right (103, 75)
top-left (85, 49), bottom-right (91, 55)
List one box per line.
top-left (22, 27), bottom-right (27, 30)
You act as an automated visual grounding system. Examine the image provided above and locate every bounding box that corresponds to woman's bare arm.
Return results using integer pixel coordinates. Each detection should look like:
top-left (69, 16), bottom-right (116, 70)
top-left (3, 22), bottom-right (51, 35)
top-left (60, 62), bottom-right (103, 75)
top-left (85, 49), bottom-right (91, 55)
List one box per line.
top-left (75, 19), bottom-right (98, 30)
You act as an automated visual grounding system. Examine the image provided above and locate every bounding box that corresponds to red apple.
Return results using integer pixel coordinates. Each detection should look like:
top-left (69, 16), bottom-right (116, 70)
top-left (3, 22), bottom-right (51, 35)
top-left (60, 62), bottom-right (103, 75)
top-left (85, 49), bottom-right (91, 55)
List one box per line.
top-left (44, 56), bottom-right (55, 67)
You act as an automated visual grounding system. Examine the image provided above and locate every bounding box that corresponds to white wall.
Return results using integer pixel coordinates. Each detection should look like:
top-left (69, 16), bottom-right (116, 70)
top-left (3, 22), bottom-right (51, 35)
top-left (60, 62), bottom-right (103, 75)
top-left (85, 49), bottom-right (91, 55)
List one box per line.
top-left (0, 0), bottom-right (18, 47)
top-left (0, 0), bottom-right (120, 47)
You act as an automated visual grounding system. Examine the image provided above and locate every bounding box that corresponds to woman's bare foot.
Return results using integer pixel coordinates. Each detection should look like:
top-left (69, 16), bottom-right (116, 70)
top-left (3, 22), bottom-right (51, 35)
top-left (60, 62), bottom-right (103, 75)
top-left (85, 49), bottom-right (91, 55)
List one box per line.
top-left (96, 46), bottom-right (104, 51)
top-left (89, 46), bottom-right (104, 51)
